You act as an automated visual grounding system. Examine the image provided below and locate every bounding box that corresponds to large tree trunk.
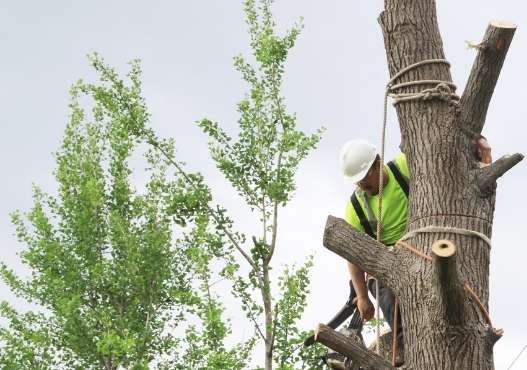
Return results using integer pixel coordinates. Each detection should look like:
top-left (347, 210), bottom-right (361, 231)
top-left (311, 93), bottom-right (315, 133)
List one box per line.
top-left (319, 1), bottom-right (522, 369)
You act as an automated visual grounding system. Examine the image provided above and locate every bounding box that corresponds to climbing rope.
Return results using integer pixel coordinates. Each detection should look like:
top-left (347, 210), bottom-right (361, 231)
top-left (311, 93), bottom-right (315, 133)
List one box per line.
top-left (399, 225), bottom-right (492, 248)
top-left (375, 58), bottom-right (459, 362)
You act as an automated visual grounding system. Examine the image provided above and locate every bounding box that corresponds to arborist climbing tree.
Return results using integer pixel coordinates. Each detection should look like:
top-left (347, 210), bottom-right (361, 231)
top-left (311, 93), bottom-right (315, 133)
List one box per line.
top-left (341, 139), bottom-right (411, 367)
top-left (314, 1), bottom-right (523, 369)
top-left (334, 136), bottom-right (491, 368)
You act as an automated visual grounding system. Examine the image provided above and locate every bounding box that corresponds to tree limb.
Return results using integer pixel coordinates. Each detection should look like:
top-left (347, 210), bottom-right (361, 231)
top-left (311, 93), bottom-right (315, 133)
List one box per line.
top-left (476, 153), bottom-right (524, 193)
top-left (314, 324), bottom-right (395, 370)
top-left (431, 240), bottom-right (465, 325)
top-left (265, 200), bottom-right (279, 264)
top-left (250, 313), bottom-right (267, 342)
top-left (266, 62), bottom-right (287, 265)
top-left (460, 21), bottom-right (516, 134)
top-left (488, 327), bottom-right (504, 345)
top-left (323, 216), bottom-right (398, 284)
top-left (146, 137), bottom-right (260, 273)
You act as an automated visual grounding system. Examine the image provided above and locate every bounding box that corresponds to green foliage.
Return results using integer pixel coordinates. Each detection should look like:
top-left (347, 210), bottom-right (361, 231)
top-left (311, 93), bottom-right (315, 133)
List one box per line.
top-left (0, 302), bottom-right (59, 369)
top-left (273, 258), bottom-right (327, 369)
top-left (196, 1), bottom-right (325, 369)
top-left (1, 0), bottom-right (325, 368)
top-left (199, 0), bottom-right (324, 212)
top-left (0, 55), bottom-right (253, 369)
top-left (168, 288), bottom-right (256, 370)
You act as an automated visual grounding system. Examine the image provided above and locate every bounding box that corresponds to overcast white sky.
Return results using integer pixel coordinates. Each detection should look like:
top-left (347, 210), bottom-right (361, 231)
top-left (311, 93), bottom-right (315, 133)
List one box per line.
top-left (1, 1), bottom-right (526, 368)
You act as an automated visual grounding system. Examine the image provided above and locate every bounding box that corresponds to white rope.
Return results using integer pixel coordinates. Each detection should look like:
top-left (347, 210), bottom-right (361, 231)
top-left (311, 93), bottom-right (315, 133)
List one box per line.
top-left (386, 59), bottom-right (458, 105)
top-left (399, 225), bottom-right (492, 248)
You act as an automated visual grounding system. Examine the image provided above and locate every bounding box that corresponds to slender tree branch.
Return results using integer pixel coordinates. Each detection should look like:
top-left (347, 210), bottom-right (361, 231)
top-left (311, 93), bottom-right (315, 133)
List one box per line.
top-left (431, 240), bottom-right (465, 325)
top-left (265, 200), bottom-right (279, 264)
top-left (146, 137), bottom-right (259, 273)
top-left (460, 21), bottom-right (516, 134)
top-left (138, 280), bottom-right (156, 359)
top-left (271, 305), bottom-right (279, 354)
top-left (323, 216), bottom-right (399, 284)
top-left (476, 153), bottom-right (524, 193)
top-left (266, 63), bottom-right (286, 265)
top-left (209, 277), bottom-right (227, 288)
top-left (119, 98), bottom-right (260, 274)
top-left (314, 324), bottom-right (395, 370)
top-left (262, 197), bottom-right (268, 245)
top-left (249, 311), bottom-right (267, 342)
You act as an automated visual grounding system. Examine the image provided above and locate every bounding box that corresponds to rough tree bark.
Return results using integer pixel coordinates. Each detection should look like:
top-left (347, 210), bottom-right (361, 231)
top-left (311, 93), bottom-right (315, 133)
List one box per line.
top-left (315, 324), bottom-right (394, 370)
top-left (318, 1), bottom-right (522, 369)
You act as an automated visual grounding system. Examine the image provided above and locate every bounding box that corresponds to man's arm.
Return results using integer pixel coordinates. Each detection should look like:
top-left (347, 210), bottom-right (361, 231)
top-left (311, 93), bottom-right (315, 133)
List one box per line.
top-left (348, 262), bottom-right (374, 320)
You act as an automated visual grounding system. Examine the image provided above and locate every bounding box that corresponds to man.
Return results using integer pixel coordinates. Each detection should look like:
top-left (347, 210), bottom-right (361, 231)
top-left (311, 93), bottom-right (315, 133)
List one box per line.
top-left (339, 137), bottom-right (491, 364)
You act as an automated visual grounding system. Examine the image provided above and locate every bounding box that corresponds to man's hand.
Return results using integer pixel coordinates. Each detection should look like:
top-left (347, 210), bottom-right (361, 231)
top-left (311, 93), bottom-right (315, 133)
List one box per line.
top-left (476, 136), bottom-right (492, 165)
top-left (356, 296), bottom-right (375, 321)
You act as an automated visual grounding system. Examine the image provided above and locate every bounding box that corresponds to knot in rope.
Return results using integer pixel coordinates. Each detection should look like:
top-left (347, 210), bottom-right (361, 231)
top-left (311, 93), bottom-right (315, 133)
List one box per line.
top-left (420, 82), bottom-right (453, 102)
top-left (385, 59), bottom-right (459, 106)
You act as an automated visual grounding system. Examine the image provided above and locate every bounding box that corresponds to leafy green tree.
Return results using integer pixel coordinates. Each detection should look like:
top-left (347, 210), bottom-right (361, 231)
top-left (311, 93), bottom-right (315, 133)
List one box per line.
top-left (122, 1), bottom-right (327, 368)
top-left (199, 1), bottom-right (326, 366)
top-left (0, 57), bottom-right (252, 369)
top-left (1, 0), bottom-right (328, 368)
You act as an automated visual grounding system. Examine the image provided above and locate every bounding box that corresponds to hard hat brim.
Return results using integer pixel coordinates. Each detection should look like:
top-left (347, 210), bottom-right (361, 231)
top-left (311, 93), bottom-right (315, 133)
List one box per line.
top-left (343, 152), bottom-right (377, 183)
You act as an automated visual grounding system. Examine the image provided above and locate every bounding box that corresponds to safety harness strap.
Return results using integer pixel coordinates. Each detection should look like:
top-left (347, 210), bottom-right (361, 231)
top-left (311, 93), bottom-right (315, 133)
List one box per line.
top-left (350, 192), bottom-right (376, 239)
top-left (387, 160), bottom-right (409, 197)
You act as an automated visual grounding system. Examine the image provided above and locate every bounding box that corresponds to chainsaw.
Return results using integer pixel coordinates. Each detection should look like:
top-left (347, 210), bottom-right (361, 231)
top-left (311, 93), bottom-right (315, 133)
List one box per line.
top-left (304, 282), bottom-right (365, 369)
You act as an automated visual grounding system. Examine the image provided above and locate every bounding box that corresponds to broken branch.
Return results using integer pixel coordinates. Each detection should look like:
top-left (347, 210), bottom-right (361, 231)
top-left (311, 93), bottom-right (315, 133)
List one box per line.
top-left (323, 216), bottom-right (399, 284)
top-left (315, 324), bottom-right (395, 370)
top-left (460, 21), bottom-right (516, 134)
top-left (431, 240), bottom-right (465, 325)
top-left (477, 153), bottom-right (524, 193)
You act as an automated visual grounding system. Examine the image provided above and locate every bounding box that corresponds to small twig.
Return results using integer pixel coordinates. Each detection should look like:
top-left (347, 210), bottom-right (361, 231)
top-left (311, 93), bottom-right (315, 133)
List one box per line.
top-left (281, 341), bottom-right (306, 363)
top-left (278, 338), bottom-right (310, 367)
top-left (251, 316), bottom-right (267, 342)
top-left (465, 40), bottom-right (485, 51)
top-left (209, 277), bottom-right (227, 288)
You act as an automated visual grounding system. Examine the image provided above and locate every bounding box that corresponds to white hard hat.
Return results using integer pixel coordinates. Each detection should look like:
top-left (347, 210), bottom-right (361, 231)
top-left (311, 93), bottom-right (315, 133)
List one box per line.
top-left (339, 139), bottom-right (378, 182)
